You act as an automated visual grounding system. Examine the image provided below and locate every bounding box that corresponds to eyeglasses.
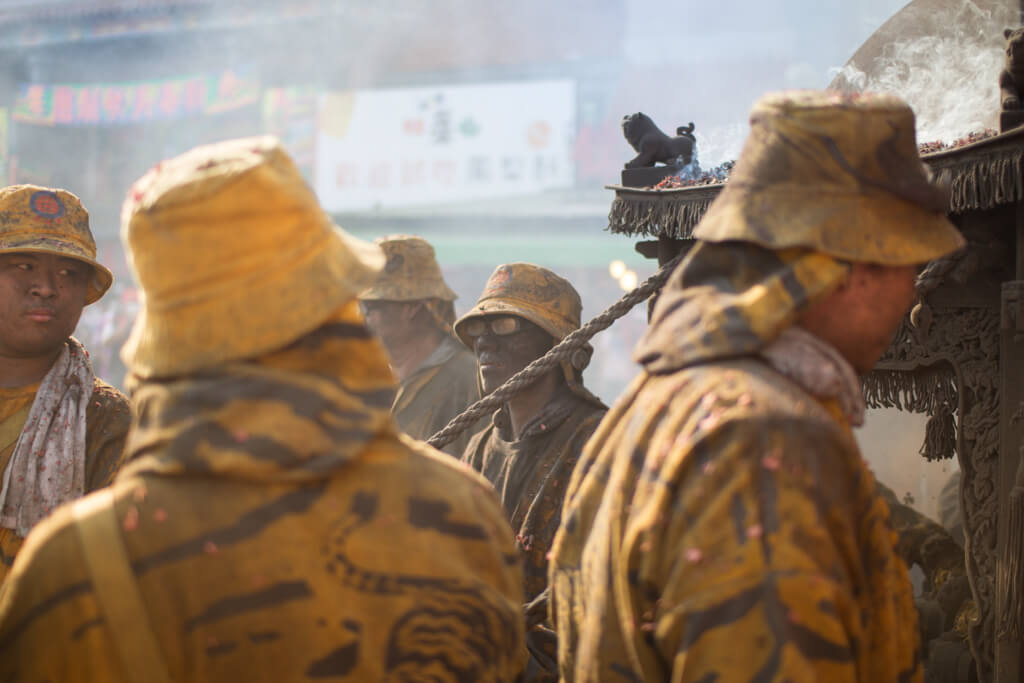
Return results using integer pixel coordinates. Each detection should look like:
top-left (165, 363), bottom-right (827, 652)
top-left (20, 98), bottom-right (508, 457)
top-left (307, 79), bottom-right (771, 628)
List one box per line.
top-left (359, 300), bottom-right (400, 316)
top-left (462, 315), bottom-right (523, 339)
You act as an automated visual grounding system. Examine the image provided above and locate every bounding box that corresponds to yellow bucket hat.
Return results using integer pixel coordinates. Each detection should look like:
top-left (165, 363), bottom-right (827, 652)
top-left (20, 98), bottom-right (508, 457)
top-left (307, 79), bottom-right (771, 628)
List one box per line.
top-left (120, 136), bottom-right (385, 378)
top-left (694, 91), bottom-right (965, 265)
top-left (0, 184), bottom-right (112, 304)
top-left (360, 235), bottom-right (457, 302)
top-left (455, 263), bottom-right (581, 347)
top-left (455, 262), bottom-right (603, 407)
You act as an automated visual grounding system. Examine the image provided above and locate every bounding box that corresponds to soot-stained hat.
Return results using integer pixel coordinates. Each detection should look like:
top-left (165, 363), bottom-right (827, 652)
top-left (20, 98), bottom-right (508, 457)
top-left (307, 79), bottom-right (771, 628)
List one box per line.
top-left (454, 263), bottom-right (605, 408)
top-left (120, 136), bottom-right (385, 378)
top-left (360, 235), bottom-right (457, 302)
top-left (455, 263), bottom-right (582, 346)
top-left (0, 185), bottom-right (112, 304)
top-left (694, 90), bottom-right (965, 265)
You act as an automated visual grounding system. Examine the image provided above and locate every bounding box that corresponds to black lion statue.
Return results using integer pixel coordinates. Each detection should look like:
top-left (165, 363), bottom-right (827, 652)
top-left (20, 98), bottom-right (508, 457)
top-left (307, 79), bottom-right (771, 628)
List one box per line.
top-left (622, 113), bottom-right (695, 169)
top-left (1000, 28), bottom-right (1024, 131)
top-left (1001, 28), bottom-right (1024, 110)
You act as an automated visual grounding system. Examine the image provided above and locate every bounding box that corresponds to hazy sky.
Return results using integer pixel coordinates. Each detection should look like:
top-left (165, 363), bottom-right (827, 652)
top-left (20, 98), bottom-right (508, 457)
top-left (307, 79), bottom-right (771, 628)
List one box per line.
top-left (619, 0), bottom-right (911, 163)
top-left (624, 0), bottom-right (909, 74)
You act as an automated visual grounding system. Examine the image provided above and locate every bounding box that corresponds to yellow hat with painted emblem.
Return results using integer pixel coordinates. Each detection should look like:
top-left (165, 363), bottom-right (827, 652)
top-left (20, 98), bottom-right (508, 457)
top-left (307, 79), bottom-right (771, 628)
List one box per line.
top-left (0, 184), bottom-right (112, 304)
top-left (694, 90), bottom-right (965, 265)
top-left (455, 263), bottom-right (581, 346)
top-left (360, 235), bottom-right (457, 302)
top-left (120, 136), bottom-right (385, 378)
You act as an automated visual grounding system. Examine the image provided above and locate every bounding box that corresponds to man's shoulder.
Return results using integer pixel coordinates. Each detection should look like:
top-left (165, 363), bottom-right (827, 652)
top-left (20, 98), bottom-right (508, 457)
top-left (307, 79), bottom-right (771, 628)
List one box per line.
top-left (404, 338), bottom-right (477, 398)
top-left (592, 361), bottom-right (863, 535)
top-left (396, 432), bottom-right (495, 490)
top-left (460, 419), bottom-right (496, 465)
top-left (85, 377), bottom-right (132, 438)
top-left (388, 433), bottom-right (513, 531)
top-left (83, 378), bottom-right (132, 489)
top-left (88, 377), bottom-right (131, 417)
top-left (438, 339), bottom-right (479, 379)
top-left (620, 357), bottom-right (855, 473)
top-left (570, 395), bottom-right (608, 426)
top-left (559, 395), bottom-right (608, 448)
top-left (642, 357), bottom-right (834, 423)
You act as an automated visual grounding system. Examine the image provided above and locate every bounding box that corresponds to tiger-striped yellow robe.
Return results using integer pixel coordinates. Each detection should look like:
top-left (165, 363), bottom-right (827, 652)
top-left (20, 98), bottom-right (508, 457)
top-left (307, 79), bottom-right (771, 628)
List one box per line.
top-left (549, 243), bottom-right (920, 682)
top-left (0, 303), bottom-right (526, 682)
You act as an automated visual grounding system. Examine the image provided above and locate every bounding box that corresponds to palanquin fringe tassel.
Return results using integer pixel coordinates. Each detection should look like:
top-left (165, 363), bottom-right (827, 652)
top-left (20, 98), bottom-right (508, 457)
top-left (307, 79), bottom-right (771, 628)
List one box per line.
top-left (929, 147), bottom-right (1024, 214)
top-left (606, 191), bottom-right (717, 238)
top-left (862, 368), bottom-right (958, 461)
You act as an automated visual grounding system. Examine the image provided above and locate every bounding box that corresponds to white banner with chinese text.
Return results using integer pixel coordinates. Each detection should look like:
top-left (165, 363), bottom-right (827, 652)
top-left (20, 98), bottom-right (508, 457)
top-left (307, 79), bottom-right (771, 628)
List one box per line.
top-left (314, 80), bottom-right (575, 211)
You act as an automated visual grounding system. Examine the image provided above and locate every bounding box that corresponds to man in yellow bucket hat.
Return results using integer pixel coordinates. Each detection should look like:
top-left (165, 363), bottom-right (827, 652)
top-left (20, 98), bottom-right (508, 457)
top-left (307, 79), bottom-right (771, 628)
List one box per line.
top-left (0, 185), bottom-right (130, 585)
top-left (0, 138), bottom-right (526, 682)
top-left (359, 235), bottom-right (481, 457)
top-left (549, 91), bottom-right (966, 682)
top-left (456, 262), bottom-right (608, 680)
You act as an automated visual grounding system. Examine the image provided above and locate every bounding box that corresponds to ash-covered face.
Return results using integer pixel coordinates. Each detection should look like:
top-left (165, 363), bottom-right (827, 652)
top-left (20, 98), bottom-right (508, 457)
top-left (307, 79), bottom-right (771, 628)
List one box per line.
top-left (360, 299), bottom-right (420, 352)
top-left (0, 252), bottom-right (89, 361)
top-left (470, 315), bottom-right (554, 394)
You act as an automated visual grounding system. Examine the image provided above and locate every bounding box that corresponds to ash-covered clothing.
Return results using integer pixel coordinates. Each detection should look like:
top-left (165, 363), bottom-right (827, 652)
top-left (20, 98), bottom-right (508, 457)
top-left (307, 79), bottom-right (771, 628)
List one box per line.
top-left (392, 334), bottom-right (482, 457)
top-left (464, 384), bottom-right (606, 682)
top-left (0, 304), bottom-right (525, 683)
top-left (549, 242), bottom-right (920, 683)
top-left (0, 376), bottom-right (130, 584)
top-left (464, 384), bottom-right (606, 603)
top-left (759, 326), bottom-right (865, 427)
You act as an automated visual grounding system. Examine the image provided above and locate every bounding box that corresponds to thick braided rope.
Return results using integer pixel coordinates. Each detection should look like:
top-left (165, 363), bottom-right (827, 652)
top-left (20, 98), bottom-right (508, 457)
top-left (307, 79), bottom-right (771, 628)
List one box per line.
top-left (427, 252), bottom-right (685, 449)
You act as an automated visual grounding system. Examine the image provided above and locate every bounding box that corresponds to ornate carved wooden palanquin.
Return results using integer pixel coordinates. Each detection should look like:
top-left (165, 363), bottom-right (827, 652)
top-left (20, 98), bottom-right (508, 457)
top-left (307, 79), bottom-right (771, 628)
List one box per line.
top-left (607, 125), bottom-right (1024, 683)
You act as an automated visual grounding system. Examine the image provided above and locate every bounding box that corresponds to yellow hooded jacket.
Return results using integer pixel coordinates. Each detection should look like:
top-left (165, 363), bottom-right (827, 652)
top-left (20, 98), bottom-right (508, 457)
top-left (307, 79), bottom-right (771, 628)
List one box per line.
top-left (549, 243), bottom-right (921, 682)
top-left (0, 305), bottom-right (526, 682)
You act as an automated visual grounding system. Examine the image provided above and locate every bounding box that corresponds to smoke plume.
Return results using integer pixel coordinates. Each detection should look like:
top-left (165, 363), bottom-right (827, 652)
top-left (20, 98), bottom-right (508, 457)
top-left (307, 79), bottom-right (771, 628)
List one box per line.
top-left (830, 0), bottom-right (1014, 142)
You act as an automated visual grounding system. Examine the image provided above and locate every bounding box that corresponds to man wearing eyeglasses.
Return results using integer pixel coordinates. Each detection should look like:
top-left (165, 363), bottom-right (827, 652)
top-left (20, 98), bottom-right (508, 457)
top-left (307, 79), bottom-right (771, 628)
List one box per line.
top-left (455, 263), bottom-right (607, 680)
top-left (359, 235), bottom-right (481, 457)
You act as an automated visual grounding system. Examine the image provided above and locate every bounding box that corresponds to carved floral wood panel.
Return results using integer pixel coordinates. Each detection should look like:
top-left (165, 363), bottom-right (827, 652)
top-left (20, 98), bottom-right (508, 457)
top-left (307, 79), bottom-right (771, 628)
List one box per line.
top-left (870, 307), bottom-right (1000, 680)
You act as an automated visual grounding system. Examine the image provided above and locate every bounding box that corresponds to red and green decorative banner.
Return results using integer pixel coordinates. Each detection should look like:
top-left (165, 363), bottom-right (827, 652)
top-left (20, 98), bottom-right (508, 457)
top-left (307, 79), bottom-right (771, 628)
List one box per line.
top-left (13, 69), bottom-right (260, 126)
top-left (262, 86), bottom-right (319, 181)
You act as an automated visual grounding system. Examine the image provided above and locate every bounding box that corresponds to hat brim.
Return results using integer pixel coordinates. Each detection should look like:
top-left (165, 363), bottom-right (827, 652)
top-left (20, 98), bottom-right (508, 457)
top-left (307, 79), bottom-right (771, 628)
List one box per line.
top-left (360, 281), bottom-right (458, 302)
top-left (454, 295), bottom-right (604, 409)
top-left (0, 242), bottom-right (113, 305)
top-left (694, 185), bottom-right (965, 266)
top-left (454, 297), bottom-right (574, 348)
top-left (121, 222), bottom-right (384, 378)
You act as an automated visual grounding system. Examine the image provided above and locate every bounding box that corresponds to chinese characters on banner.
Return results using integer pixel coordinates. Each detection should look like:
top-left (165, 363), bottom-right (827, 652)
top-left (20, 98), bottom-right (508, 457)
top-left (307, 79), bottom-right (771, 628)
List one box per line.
top-left (314, 80), bottom-right (575, 211)
top-left (12, 69), bottom-right (260, 126)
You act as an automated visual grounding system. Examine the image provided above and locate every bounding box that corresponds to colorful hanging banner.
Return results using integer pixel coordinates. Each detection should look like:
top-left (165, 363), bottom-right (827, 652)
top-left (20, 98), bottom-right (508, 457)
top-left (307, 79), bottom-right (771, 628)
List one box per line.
top-left (0, 108), bottom-right (8, 186)
top-left (13, 69), bottom-right (260, 126)
top-left (263, 86), bottom-right (320, 181)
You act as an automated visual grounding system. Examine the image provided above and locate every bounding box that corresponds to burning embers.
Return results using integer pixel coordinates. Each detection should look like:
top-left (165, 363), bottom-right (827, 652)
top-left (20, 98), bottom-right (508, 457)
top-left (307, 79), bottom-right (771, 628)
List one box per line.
top-left (652, 161), bottom-right (735, 189)
top-left (637, 129), bottom-right (1001, 190)
top-left (918, 128), bottom-right (998, 154)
